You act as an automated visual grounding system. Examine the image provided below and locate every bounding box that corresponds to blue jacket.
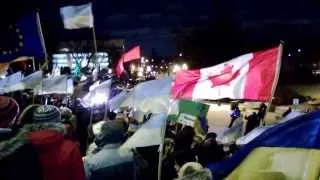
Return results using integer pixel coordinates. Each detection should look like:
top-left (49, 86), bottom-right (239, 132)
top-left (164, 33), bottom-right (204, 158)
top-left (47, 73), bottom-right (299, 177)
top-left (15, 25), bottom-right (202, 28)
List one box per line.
top-left (230, 108), bottom-right (241, 120)
top-left (84, 143), bottom-right (136, 180)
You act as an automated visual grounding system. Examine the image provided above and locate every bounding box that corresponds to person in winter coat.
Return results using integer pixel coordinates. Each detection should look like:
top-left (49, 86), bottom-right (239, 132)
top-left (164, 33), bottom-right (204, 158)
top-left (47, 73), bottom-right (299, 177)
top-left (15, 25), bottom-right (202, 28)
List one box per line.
top-left (22, 105), bottom-right (86, 180)
top-left (257, 103), bottom-right (267, 125)
top-left (196, 133), bottom-right (225, 166)
top-left (244, 112), bottom-right (259, 135)
top-left (0, 96), bottom-right (19, 128)
top-left (0, 133), bottom-right (43, 180)
top-left (83, 120), bottom-right (135, 180)
top-left (228, 103), bottom-right (241, 128)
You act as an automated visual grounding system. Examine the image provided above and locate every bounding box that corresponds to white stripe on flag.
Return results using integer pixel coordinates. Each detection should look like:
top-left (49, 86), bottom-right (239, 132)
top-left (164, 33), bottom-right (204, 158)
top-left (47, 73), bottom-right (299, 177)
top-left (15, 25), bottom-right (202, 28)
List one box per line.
top-left (121, 113), bottom-right (167, 149)
top-left (192, 53), bottom-right (253, 100)
top-left (60, 2), bottom-right (93, 29)
top-left (5, 71), bottom-right (43, 93)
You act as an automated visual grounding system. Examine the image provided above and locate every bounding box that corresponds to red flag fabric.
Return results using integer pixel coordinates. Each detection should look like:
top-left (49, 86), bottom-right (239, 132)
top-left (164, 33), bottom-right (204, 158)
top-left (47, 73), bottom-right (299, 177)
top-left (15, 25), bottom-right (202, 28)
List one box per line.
top-left (116, 46), bottom-right (141, 77)
top-left (172, 47), bottom-right (280, 101)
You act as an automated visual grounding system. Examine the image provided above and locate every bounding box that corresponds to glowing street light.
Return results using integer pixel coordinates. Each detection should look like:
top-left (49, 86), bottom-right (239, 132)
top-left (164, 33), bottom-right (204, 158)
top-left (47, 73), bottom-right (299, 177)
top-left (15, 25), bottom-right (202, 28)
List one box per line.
top-left (137, 71), bottom-right (143, 77)
top-left (179, 53), bottom-right (183, 57)
top-left (108, 68), bottom-right (113, 74)
top-left (141, 57), bottom-right (145, 63)
top-left (146, 66), bottom-right (152, 72)
top-left (182, 63), bottom-right (188, 70)
top-left (172, 64), bottom-right (181, 73)
top-left (131, 64), bottom-right (136, 72)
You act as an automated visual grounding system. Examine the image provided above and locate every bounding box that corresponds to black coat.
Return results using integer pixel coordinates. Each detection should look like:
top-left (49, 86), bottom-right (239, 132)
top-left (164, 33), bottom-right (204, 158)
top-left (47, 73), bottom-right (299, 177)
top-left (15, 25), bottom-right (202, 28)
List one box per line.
top-left (0, 143), bottom-right (43, 180)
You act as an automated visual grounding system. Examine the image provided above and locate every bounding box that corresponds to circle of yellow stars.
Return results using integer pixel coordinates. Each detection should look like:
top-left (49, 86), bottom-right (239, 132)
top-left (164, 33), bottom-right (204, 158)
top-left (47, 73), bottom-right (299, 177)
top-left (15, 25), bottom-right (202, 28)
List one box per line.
top-left (0, 25), bottom-right (24, 55)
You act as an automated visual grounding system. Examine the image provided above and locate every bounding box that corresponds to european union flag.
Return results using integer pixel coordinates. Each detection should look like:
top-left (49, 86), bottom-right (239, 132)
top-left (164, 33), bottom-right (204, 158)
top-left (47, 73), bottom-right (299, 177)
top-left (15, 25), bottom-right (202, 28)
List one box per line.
top-left (0, 11), bottom-right (44, 62)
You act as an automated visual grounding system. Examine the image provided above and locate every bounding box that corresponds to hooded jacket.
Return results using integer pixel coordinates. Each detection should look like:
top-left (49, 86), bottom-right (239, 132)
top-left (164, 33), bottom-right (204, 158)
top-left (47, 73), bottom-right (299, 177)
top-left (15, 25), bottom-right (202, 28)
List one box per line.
top-left (27, 123), bottom-right (86, 180)
top-left (0, 122), bottom-right (85, 180)
top-left (83, 121), bottom-right (135, 180)
top-left (177, 169), bottom-right (213, 180)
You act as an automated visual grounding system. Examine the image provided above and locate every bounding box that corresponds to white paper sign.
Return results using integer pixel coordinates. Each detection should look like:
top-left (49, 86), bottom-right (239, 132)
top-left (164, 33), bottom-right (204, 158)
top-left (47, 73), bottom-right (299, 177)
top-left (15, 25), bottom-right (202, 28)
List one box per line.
top-left (177, 113), bottom-right (197, 127)
top-left (293, 98), bottom-right (299, 105)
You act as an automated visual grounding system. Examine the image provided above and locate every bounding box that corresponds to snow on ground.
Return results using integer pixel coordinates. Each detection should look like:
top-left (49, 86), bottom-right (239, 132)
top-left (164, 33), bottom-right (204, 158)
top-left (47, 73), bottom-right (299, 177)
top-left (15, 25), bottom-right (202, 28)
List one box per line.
top-left (204, 102), bottom-right (289, 136)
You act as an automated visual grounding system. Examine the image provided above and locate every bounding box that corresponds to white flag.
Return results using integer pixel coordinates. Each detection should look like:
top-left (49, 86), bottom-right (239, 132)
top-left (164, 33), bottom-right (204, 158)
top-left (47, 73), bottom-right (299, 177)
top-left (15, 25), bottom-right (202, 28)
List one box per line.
top-left (34, 76), bottom-right (74, 95)
top-left (60, 2), bottom-right (93, 29)
top-left (122, 77), bottom-right (172, 113)
top-left (108, 91), bottom-right (131, 111)
top-left (81, 80), bottom-right (112, 107)
top-left (121, 113), bottom-right (167, 149)
top-left (0, 72), bottom-right (23, 94)
top-left (5, 71), bottom-right (42, 93)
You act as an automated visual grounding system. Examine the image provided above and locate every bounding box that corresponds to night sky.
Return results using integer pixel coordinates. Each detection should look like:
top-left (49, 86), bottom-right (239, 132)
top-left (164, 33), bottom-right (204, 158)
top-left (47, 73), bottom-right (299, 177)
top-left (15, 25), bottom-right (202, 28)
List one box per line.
top-left (2, 0), bottom-right (320, 58)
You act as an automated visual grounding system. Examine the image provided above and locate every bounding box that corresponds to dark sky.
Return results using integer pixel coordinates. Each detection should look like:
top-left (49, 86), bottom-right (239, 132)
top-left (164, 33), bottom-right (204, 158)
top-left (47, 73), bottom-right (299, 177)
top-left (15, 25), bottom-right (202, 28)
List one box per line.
top-left (40, 0), bottom-right (215, 55)
top-left (3, 0), bottom-right (320, 57)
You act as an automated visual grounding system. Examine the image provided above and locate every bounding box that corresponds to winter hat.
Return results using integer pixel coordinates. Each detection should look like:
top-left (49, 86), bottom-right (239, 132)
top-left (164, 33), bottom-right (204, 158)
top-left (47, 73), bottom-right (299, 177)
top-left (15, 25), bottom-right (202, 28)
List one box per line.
top-left (17, 104), bottom-right (41, 126)
top-left (0, 96), bottom-right (19, 128)
top-left (33, 105), bottom-right (61, 123)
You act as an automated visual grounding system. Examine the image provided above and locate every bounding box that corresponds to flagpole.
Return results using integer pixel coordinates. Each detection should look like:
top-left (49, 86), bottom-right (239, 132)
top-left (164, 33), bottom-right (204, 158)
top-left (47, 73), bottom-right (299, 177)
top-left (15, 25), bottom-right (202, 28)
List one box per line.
top-left (263, 42), bottom-right (283, 126)
top-left (157, 113), bottom-right (167, 180)
top-left (91, 1), bottom-right (98, 69)
top-left (92, 26), bottom-right (98, 66)
top-left (36, 11), bottom-right (48, 70)
top-left (32, 57), bottom-right (36, 72)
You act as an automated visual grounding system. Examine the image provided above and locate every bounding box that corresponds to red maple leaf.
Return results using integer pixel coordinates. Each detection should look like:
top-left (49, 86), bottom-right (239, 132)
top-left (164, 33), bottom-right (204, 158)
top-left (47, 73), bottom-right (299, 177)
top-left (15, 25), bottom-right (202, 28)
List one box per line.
top-left (208, 64), bottom-right (240, 87)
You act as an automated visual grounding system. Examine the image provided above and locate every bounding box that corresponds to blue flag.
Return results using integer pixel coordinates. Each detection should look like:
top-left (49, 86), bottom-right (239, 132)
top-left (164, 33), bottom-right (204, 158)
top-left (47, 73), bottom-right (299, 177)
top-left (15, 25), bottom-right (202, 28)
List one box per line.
top-left (0, 11), bottom-right (44, 62)
top-left (208, 110), bottom-right (320, 179)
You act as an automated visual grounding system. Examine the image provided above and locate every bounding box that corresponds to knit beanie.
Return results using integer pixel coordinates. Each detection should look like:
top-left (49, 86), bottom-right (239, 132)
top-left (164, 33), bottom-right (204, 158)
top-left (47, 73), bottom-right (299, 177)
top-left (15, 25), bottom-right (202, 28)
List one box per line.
top-left (33, 105), bottom-right (61, 123)
top-left (0, 96), bottom-right (19, 128)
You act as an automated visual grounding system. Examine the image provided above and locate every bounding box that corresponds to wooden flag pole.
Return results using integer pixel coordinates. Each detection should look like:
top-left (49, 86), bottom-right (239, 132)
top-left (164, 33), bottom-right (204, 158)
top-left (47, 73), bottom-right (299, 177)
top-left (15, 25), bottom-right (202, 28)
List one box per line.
top-left (263, 42), bottom-right (284, 126)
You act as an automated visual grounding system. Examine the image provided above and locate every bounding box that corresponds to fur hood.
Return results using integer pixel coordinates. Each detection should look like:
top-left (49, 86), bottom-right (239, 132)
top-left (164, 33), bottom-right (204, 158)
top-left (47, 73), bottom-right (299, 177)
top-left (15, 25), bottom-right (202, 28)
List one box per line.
top-left (177, 168), bottom-right (213, 180)
top-left (0, 123), bottom-right (65, 160)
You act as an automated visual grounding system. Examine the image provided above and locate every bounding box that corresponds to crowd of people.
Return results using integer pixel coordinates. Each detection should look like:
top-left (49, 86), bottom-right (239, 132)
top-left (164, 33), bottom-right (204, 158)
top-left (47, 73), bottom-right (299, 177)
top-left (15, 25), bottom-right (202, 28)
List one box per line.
top-left (0, 80), bottom-right (291, 180)
top-left (228, 102), bottom-right (267, 135)
top-left (0, 93), bottom-right (139, 180)
top-left (1, 91), bottom-right (216, 180)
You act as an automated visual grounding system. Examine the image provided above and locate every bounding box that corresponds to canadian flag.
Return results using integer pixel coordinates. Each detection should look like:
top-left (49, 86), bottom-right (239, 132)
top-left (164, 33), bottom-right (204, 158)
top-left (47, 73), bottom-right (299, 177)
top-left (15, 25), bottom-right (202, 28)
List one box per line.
top-left (172, 47), bottom-right (281, 101)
